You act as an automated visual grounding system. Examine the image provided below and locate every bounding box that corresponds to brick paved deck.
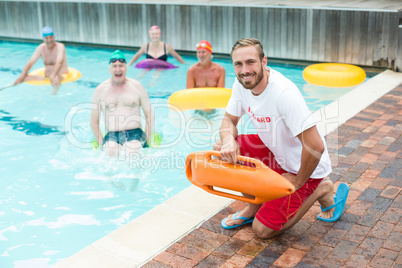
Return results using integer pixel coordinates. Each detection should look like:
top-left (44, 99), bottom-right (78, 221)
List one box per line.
top-left (143, 84), bottom-right (402, 268)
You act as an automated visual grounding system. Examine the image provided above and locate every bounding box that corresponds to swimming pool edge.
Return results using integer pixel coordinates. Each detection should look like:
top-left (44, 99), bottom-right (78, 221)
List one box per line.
top-left (315, 70), bottom-right (402, 136)
top-left (54, 185), bottom-right (232, 267)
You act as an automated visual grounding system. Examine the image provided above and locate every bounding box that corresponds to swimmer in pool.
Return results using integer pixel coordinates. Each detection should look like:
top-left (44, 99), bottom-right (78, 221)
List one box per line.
top-left (128, 25), bottom-right (185, 86)
top-left (91, 50), bottom-right (154, 157)
top-left (187, 40), bottom-right (225, 116)
top-left (13, 26), bottom-right (68, 95)
top-left (128, 25), bottom-right (185, 66)
top-left (186, 40), bottom-right (225, 89)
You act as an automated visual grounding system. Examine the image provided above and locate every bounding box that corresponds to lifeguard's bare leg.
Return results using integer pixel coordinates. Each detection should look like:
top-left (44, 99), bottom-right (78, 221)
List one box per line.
top-left (253, 180), bottom-right (334, 239)
top-left (214, 138), bottom-right (262, 227)
top-left (214, 138), bottom-right (336, 238)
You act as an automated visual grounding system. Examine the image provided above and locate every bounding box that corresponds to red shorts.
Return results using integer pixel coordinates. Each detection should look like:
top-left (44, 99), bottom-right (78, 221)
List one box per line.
top-left (236, 134), bottom-right (323, 231)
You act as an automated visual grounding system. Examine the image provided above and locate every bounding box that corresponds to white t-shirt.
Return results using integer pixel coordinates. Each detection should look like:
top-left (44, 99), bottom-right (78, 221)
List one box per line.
top-left (226, 68), bottom-right (332, 178)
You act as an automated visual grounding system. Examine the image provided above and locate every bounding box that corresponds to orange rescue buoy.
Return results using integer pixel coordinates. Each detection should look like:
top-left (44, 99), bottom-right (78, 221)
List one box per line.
top-left (185, 151), bottom-right (295, 204)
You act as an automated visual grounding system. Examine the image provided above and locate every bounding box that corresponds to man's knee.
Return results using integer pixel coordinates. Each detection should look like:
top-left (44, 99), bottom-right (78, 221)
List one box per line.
top-left (315, 179), bottom-right (334, 199)
top-left (252, 219), bottom-right (277, 239)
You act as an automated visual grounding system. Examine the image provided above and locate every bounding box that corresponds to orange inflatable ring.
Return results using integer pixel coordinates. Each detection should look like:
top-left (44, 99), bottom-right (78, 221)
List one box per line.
top-left (185, 151), bottom-right (295, 204)
top-left (303, 63), bottom-right (366, 87)
top-left (168, 87), bottom-right (232, 111)
top-left (25, 67), bottom-right (81, 85)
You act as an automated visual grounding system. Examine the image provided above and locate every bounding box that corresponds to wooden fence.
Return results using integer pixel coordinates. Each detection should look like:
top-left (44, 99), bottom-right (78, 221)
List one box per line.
top-left (0, 1), bottom-right (400, 70)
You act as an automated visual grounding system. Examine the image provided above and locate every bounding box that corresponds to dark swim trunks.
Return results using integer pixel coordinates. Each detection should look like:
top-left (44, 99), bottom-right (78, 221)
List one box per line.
top-left (103, 128), bottom-right (149, 148)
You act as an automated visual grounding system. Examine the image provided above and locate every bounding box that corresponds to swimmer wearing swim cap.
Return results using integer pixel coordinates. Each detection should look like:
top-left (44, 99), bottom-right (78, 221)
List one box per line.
top-left (109, 50), bottom-right (127, 64)
top-left (196, 40), bottom-right (212, 54)
top-left (149, 25), bottom-right (161, 35)
top-left (91, 51), bottom-right (153, 157)
top-left (186, 40), bottom-right (225, 89)
top-left (128, 25), bottom-right (184, 66)
top-left (14, 25), bottom-right (68, 95)
top-left (42, 26), bottom-right (54, 37)
top-left (108, 50), bottom-right (128, 85)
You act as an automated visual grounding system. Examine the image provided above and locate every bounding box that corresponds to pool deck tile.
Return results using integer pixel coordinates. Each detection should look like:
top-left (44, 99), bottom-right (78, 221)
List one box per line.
top-left (142, 83), bottom-right (402, 267)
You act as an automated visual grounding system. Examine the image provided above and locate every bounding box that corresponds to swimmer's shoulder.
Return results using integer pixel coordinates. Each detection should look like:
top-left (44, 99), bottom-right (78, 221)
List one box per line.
top-left (55, 42), bottom-right (66, 50)
top-left (210, 62), bottom-right (225, 75)
top-left (96, 79), bottom-right (112, 91)
top-left (126, 78), bottom-right (148, 96)
top-left (36, 43), bottom-right (46, 53)
top-left (92, 80), bottom-right (110, 101)
top-left (212, 62), bottom-right (225, 70)
top-left (126, 77), bottom-right (144, 88)
top-left (187, 63), bottom-right (199, 72)
top-left (138, 43), bottom-right (148, 52)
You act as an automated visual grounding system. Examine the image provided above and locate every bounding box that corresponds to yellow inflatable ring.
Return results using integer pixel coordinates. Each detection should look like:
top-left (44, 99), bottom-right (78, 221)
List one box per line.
top-left (168, 87), bottom-right (232, 111)
top-left (303, 63), bottom-right (366, 88)
top-left (25, 67), bottom-right (81, 85)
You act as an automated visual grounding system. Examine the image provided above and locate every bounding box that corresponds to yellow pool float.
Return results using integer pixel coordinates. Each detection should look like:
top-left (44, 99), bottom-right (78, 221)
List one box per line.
top-left (303, 63), bottom-right (366, 88)
top-left (168, 87), bottom-right (232, 111)
top-left (25, 67), bottom-right (81, 85)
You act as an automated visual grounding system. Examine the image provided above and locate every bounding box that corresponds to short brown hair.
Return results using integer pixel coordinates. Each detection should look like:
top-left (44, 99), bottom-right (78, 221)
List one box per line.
top-left (231, 38), bottom-right (265, 61)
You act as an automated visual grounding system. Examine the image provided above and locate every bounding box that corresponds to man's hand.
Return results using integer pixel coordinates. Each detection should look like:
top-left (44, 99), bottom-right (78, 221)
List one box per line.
top-left (14, 76), bottom-right (24, 85)
top-left (281, 173), bottom-right (302, 190)
top-left (50, 75), bottom-right (61, 88)
top-left (220, 136), bottom-right (241, 164)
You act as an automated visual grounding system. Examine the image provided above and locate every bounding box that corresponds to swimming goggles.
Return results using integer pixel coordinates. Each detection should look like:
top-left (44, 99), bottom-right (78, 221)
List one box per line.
top-left (196, 43), bottom-right (212, 51)
top-left (109, 58), bottom-right (126, 63)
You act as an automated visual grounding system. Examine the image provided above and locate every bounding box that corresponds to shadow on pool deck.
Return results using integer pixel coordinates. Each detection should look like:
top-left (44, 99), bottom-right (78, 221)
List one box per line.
top-left (143, 84), bottom-right (402, 267)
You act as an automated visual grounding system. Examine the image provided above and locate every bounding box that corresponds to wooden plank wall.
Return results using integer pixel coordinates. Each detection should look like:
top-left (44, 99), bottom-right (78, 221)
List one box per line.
top-left (0, 1), bottom-right (400, 70)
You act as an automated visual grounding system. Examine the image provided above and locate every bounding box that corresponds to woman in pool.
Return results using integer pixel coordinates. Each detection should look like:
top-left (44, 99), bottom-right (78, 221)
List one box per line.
top-left (128, 25), bottom-right (185, 66)
top-left (129, 25), bottom-right (184, 86)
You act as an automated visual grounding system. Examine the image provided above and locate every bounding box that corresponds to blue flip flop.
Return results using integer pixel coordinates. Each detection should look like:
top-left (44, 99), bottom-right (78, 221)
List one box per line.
top-left (317, 183), bottom-right (349, 222)
top-left (221, 211), bottom-right (254, 229)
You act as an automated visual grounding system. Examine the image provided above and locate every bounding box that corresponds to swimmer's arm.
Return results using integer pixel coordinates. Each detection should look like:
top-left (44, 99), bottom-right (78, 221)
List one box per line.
top-left (139, 85), bottom-right (153, 141)
top-left (186, 67), bottom-right (195, 89)
top-left (128, 45), bottom-right (146, 66)
top-left (50, 43), bottom-right (66, 79)
top-left (217, 67), bottom-right (226, 88)
top-left (166, 44), bottom-right (184, 64)
top-left (90, 88), bottom-right (104, 146)
top-left (14, 45), bottom-right (42, 84)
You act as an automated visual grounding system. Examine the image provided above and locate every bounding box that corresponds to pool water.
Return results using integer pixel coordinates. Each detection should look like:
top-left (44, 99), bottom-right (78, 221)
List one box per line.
top-left (0, 41), bottom-right (357, 267)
